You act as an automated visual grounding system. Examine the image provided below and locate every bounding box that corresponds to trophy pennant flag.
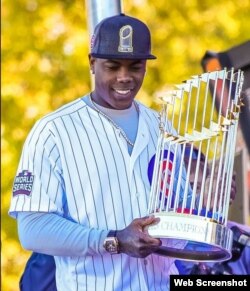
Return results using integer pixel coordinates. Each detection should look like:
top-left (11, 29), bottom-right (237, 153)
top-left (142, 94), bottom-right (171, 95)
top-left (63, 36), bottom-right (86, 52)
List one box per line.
top-left (147, 68), bottom-right (244, 262)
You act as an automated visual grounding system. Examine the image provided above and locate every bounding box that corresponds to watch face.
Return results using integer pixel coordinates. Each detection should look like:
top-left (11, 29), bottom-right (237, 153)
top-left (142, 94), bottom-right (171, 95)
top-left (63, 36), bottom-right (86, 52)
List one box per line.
top-left (104, 238), bottom-right (119, 254)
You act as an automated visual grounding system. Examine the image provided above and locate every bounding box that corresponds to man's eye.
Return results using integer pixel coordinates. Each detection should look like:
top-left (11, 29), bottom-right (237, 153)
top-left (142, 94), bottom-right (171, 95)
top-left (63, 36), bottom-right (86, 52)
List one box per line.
top-left (131, 66), bottom-right (143, 71)
top-left (106, 66), bottom-right (118, 70)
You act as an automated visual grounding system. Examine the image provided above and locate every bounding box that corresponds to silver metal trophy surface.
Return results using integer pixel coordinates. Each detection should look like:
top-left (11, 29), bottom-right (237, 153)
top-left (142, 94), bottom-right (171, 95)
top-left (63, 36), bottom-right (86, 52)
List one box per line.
top-left (147, 68), bottom-right (244, 262)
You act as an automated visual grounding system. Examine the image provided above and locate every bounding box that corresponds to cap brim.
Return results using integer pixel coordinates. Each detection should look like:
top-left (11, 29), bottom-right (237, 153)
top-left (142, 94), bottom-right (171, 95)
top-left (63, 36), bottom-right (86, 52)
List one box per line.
top-left (91, 53), bottom-right (157, 60)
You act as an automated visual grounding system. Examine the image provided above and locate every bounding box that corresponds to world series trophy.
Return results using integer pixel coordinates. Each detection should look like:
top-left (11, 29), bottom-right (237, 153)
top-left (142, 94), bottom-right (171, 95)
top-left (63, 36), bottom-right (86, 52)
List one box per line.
top-left (147, 68), bottom-right (244, 262)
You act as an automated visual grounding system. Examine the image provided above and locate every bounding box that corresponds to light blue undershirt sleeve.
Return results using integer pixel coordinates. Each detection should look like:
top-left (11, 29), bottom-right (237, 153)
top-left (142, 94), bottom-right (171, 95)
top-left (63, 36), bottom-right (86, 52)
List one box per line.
top-left (17, 212), bottom-right (109, 256)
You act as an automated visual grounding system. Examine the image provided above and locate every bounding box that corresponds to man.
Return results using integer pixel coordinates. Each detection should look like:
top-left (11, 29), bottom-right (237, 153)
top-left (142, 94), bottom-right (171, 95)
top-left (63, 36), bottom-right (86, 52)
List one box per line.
top-left (175, 145), bottom-right (250, 275)
top-left (9, 14), bottom-right (188, 290)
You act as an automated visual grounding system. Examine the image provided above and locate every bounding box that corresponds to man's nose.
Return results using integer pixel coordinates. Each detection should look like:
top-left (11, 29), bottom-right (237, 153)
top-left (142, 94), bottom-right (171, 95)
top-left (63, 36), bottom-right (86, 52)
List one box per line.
top-left (117, 68), bottom-right (132, 82)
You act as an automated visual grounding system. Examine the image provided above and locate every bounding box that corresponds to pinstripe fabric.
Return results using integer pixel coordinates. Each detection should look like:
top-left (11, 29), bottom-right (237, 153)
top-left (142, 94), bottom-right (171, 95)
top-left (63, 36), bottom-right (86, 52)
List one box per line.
top-left (9, 96), bottom-right (180, 291)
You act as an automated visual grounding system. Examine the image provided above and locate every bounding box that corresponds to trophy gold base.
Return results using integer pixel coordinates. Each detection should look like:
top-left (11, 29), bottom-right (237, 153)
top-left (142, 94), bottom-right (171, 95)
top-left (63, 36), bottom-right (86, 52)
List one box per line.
top-left (147, 212), bottom-right (233, 262)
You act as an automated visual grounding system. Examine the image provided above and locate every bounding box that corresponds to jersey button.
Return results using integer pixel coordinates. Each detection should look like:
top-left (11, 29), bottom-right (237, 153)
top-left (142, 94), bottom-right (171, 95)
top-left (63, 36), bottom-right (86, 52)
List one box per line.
top-left (135, 192), bottom-right (140, 198)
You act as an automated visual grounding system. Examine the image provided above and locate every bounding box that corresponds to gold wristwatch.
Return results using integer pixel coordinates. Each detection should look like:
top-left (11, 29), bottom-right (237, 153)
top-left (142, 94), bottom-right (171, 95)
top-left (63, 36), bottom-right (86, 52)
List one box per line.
top-left (103, 230), bottom-right (120, 254)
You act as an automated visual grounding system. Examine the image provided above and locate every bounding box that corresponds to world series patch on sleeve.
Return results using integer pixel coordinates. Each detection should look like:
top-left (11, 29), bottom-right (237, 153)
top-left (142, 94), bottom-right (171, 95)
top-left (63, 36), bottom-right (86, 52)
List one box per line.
top-left (170, 275), bottom-right (250, 290)
top-left (13, 170), bottom-right (34, 197)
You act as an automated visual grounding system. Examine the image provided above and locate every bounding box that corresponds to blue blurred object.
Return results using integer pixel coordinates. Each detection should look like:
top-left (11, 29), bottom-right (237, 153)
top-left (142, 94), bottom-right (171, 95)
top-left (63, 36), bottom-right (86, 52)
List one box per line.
top-left (20, 252), bottom-right (57, 291)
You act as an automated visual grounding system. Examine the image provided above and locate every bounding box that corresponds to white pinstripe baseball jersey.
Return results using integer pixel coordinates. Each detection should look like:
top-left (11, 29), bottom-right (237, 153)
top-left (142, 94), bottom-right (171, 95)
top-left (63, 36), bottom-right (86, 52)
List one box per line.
top-left (9, 95), bottom-right (182, 291)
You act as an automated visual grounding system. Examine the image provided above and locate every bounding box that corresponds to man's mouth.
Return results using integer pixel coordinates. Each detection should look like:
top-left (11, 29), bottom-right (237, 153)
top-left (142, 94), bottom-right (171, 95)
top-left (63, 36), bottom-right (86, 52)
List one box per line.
top-left (114, 89), bottom-right (131, 95)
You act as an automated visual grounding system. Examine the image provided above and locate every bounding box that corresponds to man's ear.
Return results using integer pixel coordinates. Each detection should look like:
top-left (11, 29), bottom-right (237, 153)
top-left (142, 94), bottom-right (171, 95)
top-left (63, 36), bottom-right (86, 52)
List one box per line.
top-left (88, 54), bottom-right (95, 74)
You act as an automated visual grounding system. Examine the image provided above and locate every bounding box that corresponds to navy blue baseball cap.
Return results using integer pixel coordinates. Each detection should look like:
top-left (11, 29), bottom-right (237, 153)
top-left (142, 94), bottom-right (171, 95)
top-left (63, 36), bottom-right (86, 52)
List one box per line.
top-left (90, 13), bottom-right (156, 60)
top-left (184, 144), bottom-right (206, 161)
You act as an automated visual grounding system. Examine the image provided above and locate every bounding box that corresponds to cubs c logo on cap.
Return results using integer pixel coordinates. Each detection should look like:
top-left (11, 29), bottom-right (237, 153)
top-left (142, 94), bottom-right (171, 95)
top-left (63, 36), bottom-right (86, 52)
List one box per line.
top-left (148, 150), bottom-right (174, 206)
top-left (118, 25), bottom-right (133, 53)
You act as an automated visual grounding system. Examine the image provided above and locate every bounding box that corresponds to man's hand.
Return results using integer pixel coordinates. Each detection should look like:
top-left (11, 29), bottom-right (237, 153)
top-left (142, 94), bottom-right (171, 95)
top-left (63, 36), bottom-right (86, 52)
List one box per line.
top-left (230, 172), bottom-right (237, 204)
top-left (116, 216), bottom-right (162, 258)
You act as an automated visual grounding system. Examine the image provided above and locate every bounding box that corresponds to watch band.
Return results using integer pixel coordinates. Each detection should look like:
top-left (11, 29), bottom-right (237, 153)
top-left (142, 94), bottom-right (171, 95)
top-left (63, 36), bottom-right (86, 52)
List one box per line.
top-left (107, 230), bottom-right (117, 237)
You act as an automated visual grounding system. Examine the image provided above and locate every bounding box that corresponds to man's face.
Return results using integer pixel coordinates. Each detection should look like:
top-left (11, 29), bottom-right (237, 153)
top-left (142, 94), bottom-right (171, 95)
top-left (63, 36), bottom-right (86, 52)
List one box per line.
top-left (89, 57), bottom-right (147, 109)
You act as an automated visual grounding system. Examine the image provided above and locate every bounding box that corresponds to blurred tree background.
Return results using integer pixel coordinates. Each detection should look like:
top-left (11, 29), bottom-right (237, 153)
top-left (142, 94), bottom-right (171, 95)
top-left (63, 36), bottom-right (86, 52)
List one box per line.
top-left (2, 0), bottom-right (250, 290)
